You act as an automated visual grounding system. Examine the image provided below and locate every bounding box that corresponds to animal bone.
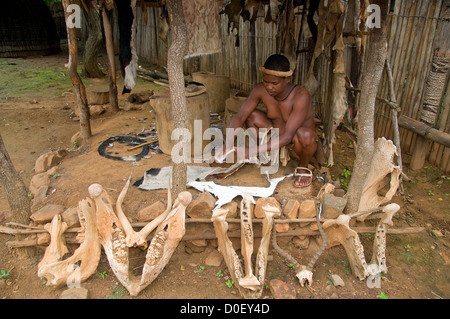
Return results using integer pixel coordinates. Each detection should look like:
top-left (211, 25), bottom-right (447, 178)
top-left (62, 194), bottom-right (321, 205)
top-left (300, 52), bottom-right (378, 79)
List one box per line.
top-left (116, 174), bottom-right (172, 248)
top-left (296, 266), bottom-right (313, 287)
top-left (38, 214), bottom-right (68, 269)
top-left (38, 197), bottom-right (102, 287)
top-left (212, 207), bottom-right (245, 293)
top-left (357, 138), bottom-right (401, 221)
top-left (89, 182), bottom-right (190, 296)
top-left (212, 197), bottom-right (280, 299)
top-left (370, 203), bottom-right (399, 273)
top-left (271, 201), bottom-right (327, 287)
top-left (323, 214), bottom-right (368, 280)
top-left (239, 195), bottom-right (259, 290)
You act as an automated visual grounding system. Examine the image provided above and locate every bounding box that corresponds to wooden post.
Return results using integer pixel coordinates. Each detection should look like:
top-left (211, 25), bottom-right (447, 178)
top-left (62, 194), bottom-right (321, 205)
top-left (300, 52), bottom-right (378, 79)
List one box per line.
top-left (62, 0), bottom-right (92, 140)
top-left (102, 5), bottom-right (119, 113)
top-left (385, 57), bottom-right (403, 172)
top-left (410, 4), bottom-right (450, 170)
top-left (166, 0), bottom-right (188, 198)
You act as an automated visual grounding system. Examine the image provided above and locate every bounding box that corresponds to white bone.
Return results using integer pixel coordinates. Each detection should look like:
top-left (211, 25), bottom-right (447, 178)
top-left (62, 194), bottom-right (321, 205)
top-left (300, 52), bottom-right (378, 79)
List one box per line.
top-left (212, 198), bottom-right (280, 299)
top-left (323, 214), bottom-right (369, 279)
top-left (371, 203), bottom-right (399, 273)
top-left (296, 266), bottom-right (313, 287)
top-left (38, 214), bottom-right (68, 270)
top-left (357, 138), bottom-right (401, 221)
top-left (115, 174), bottom-right (172, 248)
top-left (239, 195), bottom-right (259, 290)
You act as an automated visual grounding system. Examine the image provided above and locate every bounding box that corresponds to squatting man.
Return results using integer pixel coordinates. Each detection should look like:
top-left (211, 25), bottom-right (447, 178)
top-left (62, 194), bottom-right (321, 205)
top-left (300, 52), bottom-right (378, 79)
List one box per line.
top-left (215, 54), bottom-right (318, 188)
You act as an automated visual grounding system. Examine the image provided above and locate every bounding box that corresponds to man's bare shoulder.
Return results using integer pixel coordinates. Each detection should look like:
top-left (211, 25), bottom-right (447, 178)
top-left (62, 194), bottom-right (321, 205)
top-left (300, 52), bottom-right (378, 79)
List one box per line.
top-left (293, 85), bottom-right (311, 98)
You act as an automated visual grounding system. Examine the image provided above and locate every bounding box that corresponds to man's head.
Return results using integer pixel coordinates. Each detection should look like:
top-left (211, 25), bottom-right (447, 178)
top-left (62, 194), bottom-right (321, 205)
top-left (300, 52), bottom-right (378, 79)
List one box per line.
top-left (260, 54), bottom-right (292, 98)
top-left (262, 54), bottom-right (291, 74)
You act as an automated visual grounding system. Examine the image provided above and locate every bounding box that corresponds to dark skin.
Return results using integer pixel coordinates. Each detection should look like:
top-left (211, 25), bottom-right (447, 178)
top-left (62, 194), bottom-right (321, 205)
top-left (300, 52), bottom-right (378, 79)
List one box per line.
top-left (220, 73), bottom-right (317, 187)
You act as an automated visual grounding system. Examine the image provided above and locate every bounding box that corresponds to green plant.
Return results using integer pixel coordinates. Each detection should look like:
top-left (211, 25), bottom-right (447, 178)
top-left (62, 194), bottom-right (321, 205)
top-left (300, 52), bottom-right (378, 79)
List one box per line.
top-left (0, 269), bottom-right (11, 279)
top-left (97, 271), bottom-right (108, 279)
top-left (225, 279), bottom-right (234, 288)
top-left (194, 265), bottom-right (205, 273)
top-left (67, 141), bottom-right (79, 152)
top-left (379, 291), bottom-right (389, 299)
top-left (216, 270), bottom-right (224, 278)
top-left (398, 244), bottom-right (415, 263)
top-left (105, 286), bottom-right (128, 299)
top-left (340, 168), bottom-right (351, 191)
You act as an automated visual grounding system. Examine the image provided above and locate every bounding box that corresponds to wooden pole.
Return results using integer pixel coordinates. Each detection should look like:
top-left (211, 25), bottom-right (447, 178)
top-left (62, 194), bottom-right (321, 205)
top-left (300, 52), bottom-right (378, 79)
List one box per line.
top-left (398, 115), bottom-right (450, 148)
top-left (410, 3), bottom-right (450, 170)
top-left (62, 0), bottom-right (92, 140)
top-left (166, 0), bottom-right (188, 197)
top-left (101, 5), bottom-right (119, 113)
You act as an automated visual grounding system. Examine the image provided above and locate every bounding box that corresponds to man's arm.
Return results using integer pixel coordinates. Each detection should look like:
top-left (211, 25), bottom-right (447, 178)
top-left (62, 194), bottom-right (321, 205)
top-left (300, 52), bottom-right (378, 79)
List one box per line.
top-left (228, 86), bottom-right (262, 130)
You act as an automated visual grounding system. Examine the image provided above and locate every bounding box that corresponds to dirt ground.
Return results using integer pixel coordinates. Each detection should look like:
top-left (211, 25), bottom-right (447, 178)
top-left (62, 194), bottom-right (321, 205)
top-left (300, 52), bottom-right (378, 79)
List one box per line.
top-left (0, 51), bottom-right (448, 300)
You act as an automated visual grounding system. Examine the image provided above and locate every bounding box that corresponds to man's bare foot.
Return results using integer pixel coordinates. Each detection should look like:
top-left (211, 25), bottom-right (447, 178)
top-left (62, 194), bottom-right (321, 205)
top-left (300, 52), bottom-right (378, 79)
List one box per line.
top-left (294, 167), bottom-right (312, 188)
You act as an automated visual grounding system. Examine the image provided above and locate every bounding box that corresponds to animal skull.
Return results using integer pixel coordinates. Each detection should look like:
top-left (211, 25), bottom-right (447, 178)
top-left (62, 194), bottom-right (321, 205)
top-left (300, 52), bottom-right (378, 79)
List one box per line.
top-left (296, 265), bottom-right (313, 287)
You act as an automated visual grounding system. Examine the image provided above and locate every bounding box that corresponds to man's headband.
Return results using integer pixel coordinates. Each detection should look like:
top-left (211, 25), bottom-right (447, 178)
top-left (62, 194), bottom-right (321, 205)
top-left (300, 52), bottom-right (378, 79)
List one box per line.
top-left (259, 66), bottom-right (293, 77)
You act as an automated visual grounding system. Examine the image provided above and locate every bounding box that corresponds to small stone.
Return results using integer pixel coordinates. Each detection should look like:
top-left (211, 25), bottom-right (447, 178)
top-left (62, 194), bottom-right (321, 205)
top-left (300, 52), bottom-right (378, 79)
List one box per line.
top-left (89, 104), bottom-right (106, 117)
top-left (185, 240), bottom-right (207, 254)
top-left (205, 249), bottom-right (223, 267)
top-left (59, 287), bottom-right (89, 299)
top-left (186, 192), bottom-right (216, 218)
top-left (29, 172), bottom-right (51, 195)
top-left (269, 279), bottom-right (296, 299)
top-left (254, 197), bottom-right (281, 219)
top-left (34, 149), bottom-right (67, 174)
top-left (275, 222), bottom-right (290, 233)
top-left (323, 193), bottom-right (347, 215)
top-left (283, 199), bottom-right (300, 219)
top-left (30, 204), bottom-right (65, 224)
top-left (329, 274), bottom-right (345, 287)
top-left (292, 236), bottom-right (309, 249)
top-left (431, 229), bottom-right (444, 237)
top-left (137, 201), bottom-right (166, 222)
top-left (61, 207), bottom-right (80, 228)
top-left (222, 201), bottom-right (238, 219)
top-left (299, 200), bottom-right (316, 218)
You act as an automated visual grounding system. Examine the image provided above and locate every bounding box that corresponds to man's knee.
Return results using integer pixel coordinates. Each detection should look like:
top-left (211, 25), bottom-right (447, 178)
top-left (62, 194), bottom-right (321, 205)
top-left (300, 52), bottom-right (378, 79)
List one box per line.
top-left (245, 109), bottom-right (269, 128)
top-left (295, 128), bottom-right (317, 148)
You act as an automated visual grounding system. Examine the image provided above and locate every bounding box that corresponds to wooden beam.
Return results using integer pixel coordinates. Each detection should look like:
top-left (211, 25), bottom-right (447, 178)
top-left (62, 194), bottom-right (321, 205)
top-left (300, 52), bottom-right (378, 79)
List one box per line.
top-left (398, 115), bottom-right (450, 148)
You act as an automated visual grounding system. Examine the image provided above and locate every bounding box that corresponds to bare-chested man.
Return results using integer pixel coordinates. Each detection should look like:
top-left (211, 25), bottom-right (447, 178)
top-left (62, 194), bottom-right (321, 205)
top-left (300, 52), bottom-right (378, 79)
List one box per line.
top-left (219, 54), bottom-right (317, 187)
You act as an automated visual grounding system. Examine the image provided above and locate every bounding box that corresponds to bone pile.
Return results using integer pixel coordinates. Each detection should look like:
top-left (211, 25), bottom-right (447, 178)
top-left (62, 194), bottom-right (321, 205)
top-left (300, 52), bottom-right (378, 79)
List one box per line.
top-left (37, 177), bottom-right (191, 297)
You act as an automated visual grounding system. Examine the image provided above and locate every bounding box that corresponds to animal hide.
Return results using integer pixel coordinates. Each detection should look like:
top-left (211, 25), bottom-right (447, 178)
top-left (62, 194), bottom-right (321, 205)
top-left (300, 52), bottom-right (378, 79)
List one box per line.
top-left (183, 0), bottom-right (222, 57)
